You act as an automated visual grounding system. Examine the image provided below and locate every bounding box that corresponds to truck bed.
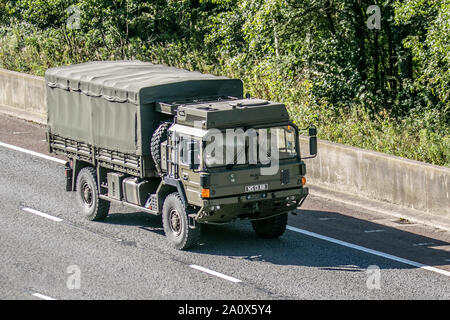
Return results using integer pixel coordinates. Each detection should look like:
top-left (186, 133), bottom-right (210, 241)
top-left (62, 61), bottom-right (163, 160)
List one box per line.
top-left (48, 133), bottom-right (153, 178)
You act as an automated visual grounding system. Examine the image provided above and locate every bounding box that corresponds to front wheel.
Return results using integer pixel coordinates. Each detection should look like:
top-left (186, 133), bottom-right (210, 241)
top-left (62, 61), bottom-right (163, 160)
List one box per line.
top-left (162, 192), bottom-right (200, 250)
top-left (251, 213), bottom-right (288, 239)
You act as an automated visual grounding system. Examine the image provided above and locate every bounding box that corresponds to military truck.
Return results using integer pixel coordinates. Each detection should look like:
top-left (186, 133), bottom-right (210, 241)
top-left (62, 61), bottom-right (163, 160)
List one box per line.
top-left (45, 61), bottom-right (317, 250)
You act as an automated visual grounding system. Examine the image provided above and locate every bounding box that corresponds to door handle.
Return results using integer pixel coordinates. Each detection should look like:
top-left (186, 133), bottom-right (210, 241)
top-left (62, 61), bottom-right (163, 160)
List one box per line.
top-left (182, 173), bottom-right (189, 180)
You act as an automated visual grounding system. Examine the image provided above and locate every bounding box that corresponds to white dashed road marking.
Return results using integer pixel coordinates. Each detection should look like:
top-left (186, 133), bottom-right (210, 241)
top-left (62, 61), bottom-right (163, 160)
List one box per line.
top-left (189, 265), bottom-right (242, 283)
top-left (31, 293), bottom-right (57, 300)
top-left (22, 207), bottom-right (63, 222)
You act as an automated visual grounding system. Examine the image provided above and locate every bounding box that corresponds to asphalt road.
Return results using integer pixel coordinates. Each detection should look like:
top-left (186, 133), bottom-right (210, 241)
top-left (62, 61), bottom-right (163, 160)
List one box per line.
top-left (0, 114), bottom-right (449, 300)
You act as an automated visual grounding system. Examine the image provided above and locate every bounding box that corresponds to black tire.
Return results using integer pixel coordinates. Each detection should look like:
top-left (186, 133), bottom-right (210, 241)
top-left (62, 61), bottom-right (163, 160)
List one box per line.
top-left (76, 167), bottom-right (110, 221)
top-left (251, 213), bottom-right (288, 239)
top-left (151, 121), bottom-right (172, 174)
top-left (162, 192), bottom-right (200, 250)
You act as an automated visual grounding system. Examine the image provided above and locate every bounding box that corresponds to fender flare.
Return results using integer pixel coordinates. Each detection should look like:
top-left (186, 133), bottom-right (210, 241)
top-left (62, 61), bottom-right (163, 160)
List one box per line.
top-left (159, 177), bottom-right (188, 208)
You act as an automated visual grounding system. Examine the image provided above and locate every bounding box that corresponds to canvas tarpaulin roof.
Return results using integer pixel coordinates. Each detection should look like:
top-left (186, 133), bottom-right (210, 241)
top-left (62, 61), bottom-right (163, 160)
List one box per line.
top-left (45, 60), bottom-right (243, 104)
top-left (46, 61), bottom-right (243, 158)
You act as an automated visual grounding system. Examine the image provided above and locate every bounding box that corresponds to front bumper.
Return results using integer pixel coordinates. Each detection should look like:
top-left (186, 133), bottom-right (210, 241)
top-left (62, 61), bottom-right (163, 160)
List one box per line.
top-left (195, 187), bottom-right (309, 223)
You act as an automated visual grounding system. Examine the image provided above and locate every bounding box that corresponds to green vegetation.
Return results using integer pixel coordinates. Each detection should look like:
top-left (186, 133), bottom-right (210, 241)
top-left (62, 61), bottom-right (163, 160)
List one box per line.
top-left (0, 0), bottom-right (448, 166)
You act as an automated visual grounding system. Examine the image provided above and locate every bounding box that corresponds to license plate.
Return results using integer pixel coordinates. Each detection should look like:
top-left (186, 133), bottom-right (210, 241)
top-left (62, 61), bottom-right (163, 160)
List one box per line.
top-left (245, 184), bottom-right (268, 192)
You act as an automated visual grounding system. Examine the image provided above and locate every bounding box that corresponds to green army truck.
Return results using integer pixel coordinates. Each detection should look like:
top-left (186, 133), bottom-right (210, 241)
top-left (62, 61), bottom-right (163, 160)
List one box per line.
top-left (46, 61), bottom-right (317, 250)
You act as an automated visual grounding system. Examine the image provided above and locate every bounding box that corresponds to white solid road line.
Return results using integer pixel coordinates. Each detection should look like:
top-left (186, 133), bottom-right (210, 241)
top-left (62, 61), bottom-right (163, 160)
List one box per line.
top-left (31, 293), bottom-right (57, 300)
top-left (286, 225), bottom-right (450, 277)
top-left (189, 265), bottom-right (242, 283)
top-left (22, 207), bottom-right (63, 222)
top-left (0, 141), bottom-right (66, 164)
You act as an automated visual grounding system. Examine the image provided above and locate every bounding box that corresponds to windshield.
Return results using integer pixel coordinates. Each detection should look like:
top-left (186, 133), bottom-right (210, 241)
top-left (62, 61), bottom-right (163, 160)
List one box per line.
top-left (204, 125), bottom-right (298, 168)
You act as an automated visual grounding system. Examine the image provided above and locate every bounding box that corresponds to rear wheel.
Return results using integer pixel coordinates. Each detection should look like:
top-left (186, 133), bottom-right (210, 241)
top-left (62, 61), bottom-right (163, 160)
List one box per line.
top-left (251, 213), bottom-right (288, 239)
top-left (162, 192), bottom-right (200, 250)
top-left (76, 167), bottom-right (110, 221)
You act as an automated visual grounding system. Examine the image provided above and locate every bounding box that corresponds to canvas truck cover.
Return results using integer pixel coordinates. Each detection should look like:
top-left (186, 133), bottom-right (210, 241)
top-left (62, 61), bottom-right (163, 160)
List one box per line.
top-left (45, 61), bottom-right (243, 155)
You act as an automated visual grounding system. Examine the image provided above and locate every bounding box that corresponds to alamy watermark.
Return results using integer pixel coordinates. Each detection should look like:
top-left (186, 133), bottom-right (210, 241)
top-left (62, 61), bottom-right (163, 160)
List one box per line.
top-left (366, 265), bottom-right (381, 290)
top-left (202, 127), bottom-right (281, 176)
top-left (367, 5), bottom-right (381, 30)
top-left (66, 265), bottom-right (81, 290)
top-left (175, 121), bottom-right (300, 176)
top-left (66, 5), bottom-right (81, 30)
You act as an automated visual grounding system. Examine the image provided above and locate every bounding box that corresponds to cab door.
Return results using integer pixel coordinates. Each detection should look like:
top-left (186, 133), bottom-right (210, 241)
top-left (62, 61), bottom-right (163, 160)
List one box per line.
top-left (178, 135), bottom-right (202, 207)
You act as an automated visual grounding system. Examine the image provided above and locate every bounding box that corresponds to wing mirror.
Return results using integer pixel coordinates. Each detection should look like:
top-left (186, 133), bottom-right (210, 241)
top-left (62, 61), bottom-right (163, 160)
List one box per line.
top-left (301, 125), bottom-right (318, 159)
top-left (309, 126), bottom-right (317, 157)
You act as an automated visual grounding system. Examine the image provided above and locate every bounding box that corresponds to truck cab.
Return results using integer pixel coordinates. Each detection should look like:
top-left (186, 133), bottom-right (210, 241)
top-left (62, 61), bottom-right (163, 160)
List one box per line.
top-left (152, 97), bottom-right (315, 248)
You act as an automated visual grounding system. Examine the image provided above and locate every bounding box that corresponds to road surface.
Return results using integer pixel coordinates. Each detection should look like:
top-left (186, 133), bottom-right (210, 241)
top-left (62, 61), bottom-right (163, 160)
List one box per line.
top-left (0, 114), bottom-right (449, 300)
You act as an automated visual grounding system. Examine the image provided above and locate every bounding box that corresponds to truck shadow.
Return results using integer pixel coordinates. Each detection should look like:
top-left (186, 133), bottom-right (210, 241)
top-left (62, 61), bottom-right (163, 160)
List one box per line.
top-left (192, 208), bottom-right (450, 272)
top-left (102, 207), bottom-right (449, 272)
top-left (105, 211), bottom-right (165, 235)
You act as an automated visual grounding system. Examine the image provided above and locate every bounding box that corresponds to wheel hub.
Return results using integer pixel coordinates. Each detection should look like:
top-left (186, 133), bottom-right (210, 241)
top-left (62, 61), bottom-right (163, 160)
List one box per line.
top-left (82, 183), bottom-right (93, 206)
top-left (169, 209), bottom-right (182, 236)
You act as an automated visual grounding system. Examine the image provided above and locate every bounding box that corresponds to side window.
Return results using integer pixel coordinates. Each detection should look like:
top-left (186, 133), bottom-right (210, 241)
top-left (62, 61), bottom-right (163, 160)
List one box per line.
top-left (180, 137), bottom-right (200, 169)
top-left (180, 138), bottom-right (189, 165)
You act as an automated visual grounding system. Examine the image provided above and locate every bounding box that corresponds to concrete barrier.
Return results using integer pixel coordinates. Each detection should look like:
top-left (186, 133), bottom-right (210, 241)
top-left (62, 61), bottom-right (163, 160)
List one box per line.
top-left (0, 67), bottom-right (449, 225)
top-left (0, 68), bottom-right (46, 123)
top-left (300, 137), bottom-right (450, 219)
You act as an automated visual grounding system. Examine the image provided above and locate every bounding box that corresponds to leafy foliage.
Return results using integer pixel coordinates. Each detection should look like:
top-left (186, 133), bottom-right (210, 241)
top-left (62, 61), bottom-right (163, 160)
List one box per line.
top-left (0, 0), bottom-right (448, 166)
